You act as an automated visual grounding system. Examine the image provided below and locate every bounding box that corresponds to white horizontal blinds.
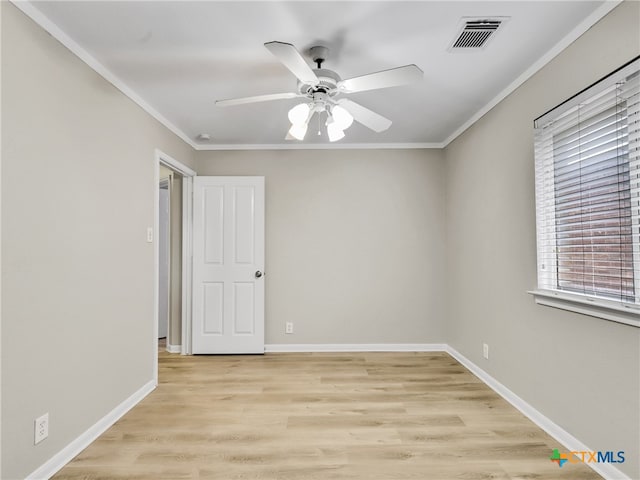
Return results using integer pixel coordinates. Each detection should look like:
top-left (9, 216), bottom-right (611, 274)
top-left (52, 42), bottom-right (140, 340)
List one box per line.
top-left (625, 72), bottom-right (640, 303)
top-left (534, 59), bottom-right (640, 306)
top-left (534, 120), bottom-right (558, 291)
top-left (553, 85), bottom-right (632, 301)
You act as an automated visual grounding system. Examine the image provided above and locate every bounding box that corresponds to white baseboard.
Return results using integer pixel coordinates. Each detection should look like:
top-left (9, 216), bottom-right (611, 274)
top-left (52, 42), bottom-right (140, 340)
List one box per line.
top-left (26, 380), bottom-right (156, 480)
top-left (166, 343), bottom-right (181, 353)
top-left (23, 346), bottom-right (632, 480)
top-left (265, 343), bottom-right (447, 353)
top-left (444, 346), bottom-right (631, 480)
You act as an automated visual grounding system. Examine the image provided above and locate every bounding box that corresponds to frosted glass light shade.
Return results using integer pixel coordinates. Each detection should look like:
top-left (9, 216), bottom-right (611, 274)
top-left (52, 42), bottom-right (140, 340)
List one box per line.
top-left (288, 103), bottom-right (310, 125)
top-left (327, 123), bottom-right (345, 142)
top-left (288, 123), bottom-right (308, 141)
top-left (331, 105), bottom-right (354, 130)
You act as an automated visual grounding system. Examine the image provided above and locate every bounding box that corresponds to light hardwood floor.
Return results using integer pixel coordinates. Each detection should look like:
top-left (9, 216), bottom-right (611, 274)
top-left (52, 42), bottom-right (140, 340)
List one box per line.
top-left (53, 346), bottom-right (602, 479)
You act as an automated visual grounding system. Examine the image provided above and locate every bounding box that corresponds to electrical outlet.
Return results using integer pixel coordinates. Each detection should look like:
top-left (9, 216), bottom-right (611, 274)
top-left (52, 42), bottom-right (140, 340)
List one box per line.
top-left (285, 322), bottom-right (293, 334)
top-left (34, 413), bottom-right (49, 445)
top-left (146, 227), bottom-right (153, 243)
top-left (483, 343), bottom-right (489, 360)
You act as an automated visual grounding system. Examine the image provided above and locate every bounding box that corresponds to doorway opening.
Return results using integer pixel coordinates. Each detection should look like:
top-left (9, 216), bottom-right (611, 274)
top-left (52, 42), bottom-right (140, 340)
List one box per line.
top-left (158, 173), bottom-right (174, 350)
top-left (154, 150), bottom-right (195, 384)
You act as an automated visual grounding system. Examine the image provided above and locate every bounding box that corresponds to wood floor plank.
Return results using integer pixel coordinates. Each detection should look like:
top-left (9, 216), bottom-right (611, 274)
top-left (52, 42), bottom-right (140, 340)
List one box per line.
top-left (51, 348), bottom-right (603, 480)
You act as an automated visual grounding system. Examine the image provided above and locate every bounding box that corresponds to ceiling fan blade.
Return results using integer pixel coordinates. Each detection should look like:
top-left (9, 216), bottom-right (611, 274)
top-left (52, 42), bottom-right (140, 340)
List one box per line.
top-left (339, 64), bottom-right (423, 93)
top-left (264, 41), bottom-right (319, 86)
top-left (337, 99), bottom-right (392, 133)
top-left (215, 92), bottom-right (300, 107)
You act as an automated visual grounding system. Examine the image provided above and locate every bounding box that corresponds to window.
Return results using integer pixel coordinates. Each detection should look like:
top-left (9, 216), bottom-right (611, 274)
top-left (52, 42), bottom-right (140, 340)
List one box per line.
top-left (533, 58), bottom-right (640, 325)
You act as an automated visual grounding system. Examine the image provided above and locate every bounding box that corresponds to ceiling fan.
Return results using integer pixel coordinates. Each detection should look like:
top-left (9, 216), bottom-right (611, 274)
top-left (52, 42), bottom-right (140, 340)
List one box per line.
top-left (215, 41), bottom-right (423, 142)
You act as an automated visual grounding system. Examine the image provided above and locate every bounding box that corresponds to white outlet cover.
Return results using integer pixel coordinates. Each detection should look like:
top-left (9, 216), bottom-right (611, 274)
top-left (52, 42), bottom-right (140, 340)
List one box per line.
top-left (34, 413), bottom-right (49, 445)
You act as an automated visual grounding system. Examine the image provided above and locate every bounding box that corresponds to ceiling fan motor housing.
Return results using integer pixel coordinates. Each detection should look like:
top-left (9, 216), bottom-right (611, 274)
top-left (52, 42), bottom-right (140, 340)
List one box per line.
top-left (298, 68), bottom-right (341, 97)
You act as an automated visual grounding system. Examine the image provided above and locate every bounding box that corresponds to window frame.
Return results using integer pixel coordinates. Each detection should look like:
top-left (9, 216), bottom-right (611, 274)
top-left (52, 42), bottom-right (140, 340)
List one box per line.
top-left (531, 57), bottom-right (640, 328)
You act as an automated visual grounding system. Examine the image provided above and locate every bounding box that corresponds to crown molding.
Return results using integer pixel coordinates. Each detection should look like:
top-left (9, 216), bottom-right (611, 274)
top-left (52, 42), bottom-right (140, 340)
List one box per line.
top-left (12, 0), bottom-right (621, 152)
top-left (10, 0), bottom-right (198, 150)
top-left (11, 0), bottom-right (441, 152)
top-left (442, 0), bottom-right (622, 148)
top-left (194, 142), bottom-right (445, 151)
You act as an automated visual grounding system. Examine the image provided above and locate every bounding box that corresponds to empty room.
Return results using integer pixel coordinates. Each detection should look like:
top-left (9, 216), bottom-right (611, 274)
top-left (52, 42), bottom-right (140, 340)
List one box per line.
top-left (1, 1), bottom-right (639, 479)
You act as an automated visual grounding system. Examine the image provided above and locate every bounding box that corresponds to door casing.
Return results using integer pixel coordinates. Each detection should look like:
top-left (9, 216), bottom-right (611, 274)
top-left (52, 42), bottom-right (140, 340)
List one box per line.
top-left (153, 150), bottom-right (196, 384)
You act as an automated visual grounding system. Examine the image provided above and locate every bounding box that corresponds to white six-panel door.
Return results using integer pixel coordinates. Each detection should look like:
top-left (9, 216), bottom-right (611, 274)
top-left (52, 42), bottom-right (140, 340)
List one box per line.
top-left (192, 177), bottom-right (265, 354)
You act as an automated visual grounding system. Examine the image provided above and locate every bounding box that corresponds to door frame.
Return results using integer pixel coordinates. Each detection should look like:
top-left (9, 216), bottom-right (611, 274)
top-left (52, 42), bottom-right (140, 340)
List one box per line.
top-left (154, 149), bottom-right (196, 385)
top-left (158, 178), bottom-right (171, 341)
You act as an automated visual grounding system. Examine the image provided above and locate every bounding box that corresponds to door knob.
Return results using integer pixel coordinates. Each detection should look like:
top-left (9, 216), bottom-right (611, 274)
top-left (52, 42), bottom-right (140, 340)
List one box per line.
top-left (255, 271), bottom-right (263, 278)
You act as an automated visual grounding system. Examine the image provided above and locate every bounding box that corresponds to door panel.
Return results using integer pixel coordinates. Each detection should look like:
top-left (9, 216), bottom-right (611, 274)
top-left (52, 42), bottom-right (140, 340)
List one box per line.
top-left (233, 282), bottom-right (255, 334)
top-left (234, 186), bottom-right (255, 264)
top-left (202, 282), bottom-right (224, 335)
top-left (192, 177), bottom-right (264, 354)
top-left (204, 186), bottom-right (224, 265)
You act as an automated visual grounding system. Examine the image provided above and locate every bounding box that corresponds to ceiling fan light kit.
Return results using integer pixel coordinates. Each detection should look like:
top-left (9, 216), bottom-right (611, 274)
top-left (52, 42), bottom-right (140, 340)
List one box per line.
top-left (288, 123), bottom-right (308, 141)
top-left (327, 122), bottom-right (346, 142)
top-left (286, 99), bottom-right (354, 142)
top-left (215, 41), bottom-right (423, 143)
top-left (332, 105), bottom-right (354, 130)
top-left (288, 103), bottom-right (311, 125)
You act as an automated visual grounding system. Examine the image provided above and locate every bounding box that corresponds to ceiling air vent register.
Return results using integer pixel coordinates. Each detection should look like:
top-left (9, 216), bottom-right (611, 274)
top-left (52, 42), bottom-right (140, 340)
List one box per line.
top-left (449, 18), bottom-right (508, 50)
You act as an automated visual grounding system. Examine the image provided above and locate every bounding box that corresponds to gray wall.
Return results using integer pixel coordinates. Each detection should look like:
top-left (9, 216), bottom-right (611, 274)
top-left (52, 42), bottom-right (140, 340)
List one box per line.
top-left (444, 2), bottom-right (640, 478)
top-left (196, 149), bottom-right (447, 345)
top-left (1, 3), bottom-right (195, 478)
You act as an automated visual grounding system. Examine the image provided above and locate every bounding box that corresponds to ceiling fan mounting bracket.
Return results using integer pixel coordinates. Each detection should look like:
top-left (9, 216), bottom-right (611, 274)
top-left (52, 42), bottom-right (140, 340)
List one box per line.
top-left (309, 45), bottom-right (330, 69)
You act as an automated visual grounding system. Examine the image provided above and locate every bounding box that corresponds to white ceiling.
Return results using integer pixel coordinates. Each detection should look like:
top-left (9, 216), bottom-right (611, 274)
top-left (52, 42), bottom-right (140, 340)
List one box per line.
top-left (24, 1), bottom-right (611, 149)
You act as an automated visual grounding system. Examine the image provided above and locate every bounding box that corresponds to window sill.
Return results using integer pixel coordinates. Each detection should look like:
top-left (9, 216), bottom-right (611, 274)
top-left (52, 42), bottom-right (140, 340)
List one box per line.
top-left (528, 289), bottom-right (640, 328)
